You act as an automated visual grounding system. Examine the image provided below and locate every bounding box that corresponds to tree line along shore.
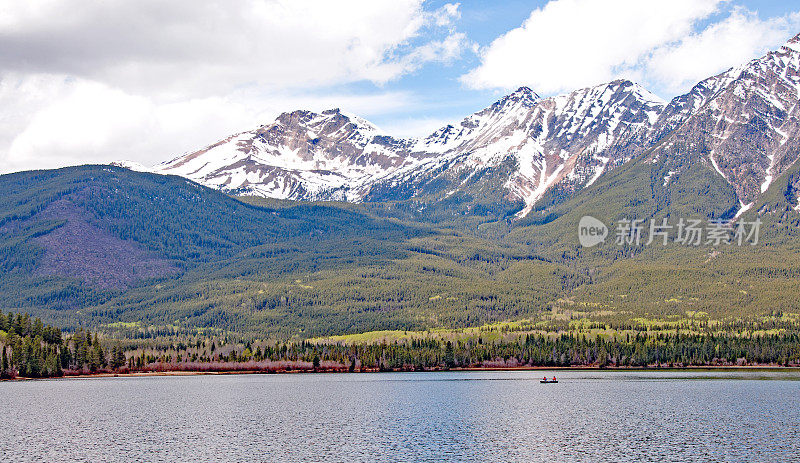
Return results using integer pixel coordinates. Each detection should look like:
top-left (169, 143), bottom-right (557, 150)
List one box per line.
top-left (2, 311), bottom-right (799, 379)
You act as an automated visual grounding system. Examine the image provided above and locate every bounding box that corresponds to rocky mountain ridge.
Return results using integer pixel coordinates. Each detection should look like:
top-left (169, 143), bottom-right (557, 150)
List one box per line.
top-left (124, 33), bottom-right (800, 218)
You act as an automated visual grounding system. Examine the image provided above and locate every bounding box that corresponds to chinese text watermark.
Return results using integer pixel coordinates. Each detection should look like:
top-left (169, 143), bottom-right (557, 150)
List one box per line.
top-left (578, 216), bottom-right (761, 248)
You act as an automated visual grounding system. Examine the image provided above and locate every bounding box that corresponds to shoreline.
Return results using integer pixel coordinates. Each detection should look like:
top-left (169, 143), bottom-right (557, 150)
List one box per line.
top-left (5, 364), bottom-right (799, 381)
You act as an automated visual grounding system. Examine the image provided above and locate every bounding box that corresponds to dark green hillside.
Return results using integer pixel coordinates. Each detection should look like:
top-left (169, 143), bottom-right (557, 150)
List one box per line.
top-left (503, 145), bottom-right (800, 324)
top-left (0, 166), bottom-right (574, 338)
top-left (0, 165), bottom-right (422, 265)
top-left (0, 166), bottom-right (423, 318)
top-left (3, 156), bottom-right (800, 343)
top-left (510, 148), bottom-right (739, 257)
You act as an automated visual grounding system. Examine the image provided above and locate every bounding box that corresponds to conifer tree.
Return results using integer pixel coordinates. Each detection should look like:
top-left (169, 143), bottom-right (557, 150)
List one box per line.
top-left (1, 347), bottom-right (8, 378)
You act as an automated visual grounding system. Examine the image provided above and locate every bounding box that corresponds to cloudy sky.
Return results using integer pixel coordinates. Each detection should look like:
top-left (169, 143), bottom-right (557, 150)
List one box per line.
top-left (2, 0), bottom-right (799, 173)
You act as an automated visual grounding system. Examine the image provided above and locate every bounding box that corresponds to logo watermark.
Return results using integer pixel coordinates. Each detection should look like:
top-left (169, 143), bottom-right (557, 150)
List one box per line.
top-left (578, 216), bottom-right (608, 248)
top-left (578, 216), bottom-right (761, 247)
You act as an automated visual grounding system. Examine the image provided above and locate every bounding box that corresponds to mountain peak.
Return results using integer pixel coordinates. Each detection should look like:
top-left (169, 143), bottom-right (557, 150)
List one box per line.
top-left (487, 86), bottom-right (540, 113)
top-left (273, 108), bottom-right (353, 127)
top-left (512, 86), bottom-right (539, 97)
top-left (606, 78), bottom-right (635, 87)
top-left (508, 86), bottom-right (541, 102)
top-left (782, 32), bottom-right (800, 53)
top-left (590, 79), bottom-right (666, 104)
top-left (606, 79), bottom-right (644, 92)
top-left (275, 108), bottom-right (346, 122)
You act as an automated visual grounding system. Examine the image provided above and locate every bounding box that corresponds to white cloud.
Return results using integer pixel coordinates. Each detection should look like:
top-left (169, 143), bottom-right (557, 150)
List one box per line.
top-left (461, 0), bottom-right (800, 98)
top-left (648, 9), bottom-right (800, 94)
top-left (0, 0), bottom-right (463, 97)
top-left (8, 80), bottom-right (153, 170)
top-left (1, 74), bottom-right (417, 173)
top-left (428, 3), bottom-right (461, 27)
top-left (399, 33), bottom-right (470, 69)
top-left (0, 0), bottom-right (468, 172)
top-left (462, 0), bottom-right (726, 94)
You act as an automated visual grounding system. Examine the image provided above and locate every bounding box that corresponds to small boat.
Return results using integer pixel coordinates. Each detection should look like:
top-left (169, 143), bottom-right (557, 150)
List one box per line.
top-left (540, 377), bottom-right (558, 384)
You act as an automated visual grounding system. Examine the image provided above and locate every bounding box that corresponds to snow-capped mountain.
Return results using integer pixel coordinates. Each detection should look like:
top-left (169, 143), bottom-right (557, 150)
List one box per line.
top-left (134, 33), bottom-right (800, 218)
top-left (154, 108), bottom-right (421, 201)
top-left (367, 80), bottom-right (665, 216)
top-left (642, 33), bottom-right (800, 210)
top-left (149, 80), bottom-right (665, 215)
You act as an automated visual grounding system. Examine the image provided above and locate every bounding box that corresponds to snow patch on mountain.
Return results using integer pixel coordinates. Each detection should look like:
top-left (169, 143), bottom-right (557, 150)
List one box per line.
top-left (734, 202), bottom-right (753, 219)
top-left (128, 32), bottom-right (800, 217)
top-left (110, 160), bottom-right (156, 173)
top-left (149, 81), bottom-right (666, 216)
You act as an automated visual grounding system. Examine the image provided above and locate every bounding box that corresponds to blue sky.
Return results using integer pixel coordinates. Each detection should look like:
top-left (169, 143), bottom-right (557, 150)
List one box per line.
top-left (1, 0), bottom-right (799, 172)
top-left (362, 0), bottom-right (800, 135)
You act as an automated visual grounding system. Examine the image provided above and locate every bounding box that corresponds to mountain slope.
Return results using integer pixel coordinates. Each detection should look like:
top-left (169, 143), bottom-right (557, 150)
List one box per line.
top-left (156, 109), bottom-right (419, 201)
top-left (636, 33), bottom-right (800, 211)
top-left (143, 33), bottom-right (800, 222)
top-left (505, 119), bottom-right (800, 322)
top-left (0, 165), bottom-right (426, 309)
top-left (367, 80), bottom-right (665, 217)
top-left (0, 166), bottom-right (579, 338)
top-left (149, 81), bottom-right (666, 218)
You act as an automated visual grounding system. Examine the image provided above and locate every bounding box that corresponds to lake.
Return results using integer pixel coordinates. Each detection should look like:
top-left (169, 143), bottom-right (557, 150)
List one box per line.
top-left (1, 370), bottom-right (798, 462)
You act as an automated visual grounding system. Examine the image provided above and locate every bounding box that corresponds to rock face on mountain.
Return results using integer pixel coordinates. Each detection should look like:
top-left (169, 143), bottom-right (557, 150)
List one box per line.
top-left (642, 33), bottom-right (800, 208)
top-left (146, 33), bottom-right (800, 217)
top-left (154, 81), bottom-right (665, 214)
top-left (157, 109), bottom-right (418, 201)
top-left (368, 80), bottom-right (665, 216)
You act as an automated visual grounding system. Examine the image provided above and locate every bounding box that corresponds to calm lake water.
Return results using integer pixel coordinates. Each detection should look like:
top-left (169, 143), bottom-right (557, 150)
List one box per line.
top-left (1, 370), bottom-right (798, 462)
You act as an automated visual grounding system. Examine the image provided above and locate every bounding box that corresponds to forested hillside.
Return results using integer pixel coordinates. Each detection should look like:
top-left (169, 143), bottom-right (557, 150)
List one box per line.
top-left (2, 160), bottom-right (800, 346)
top-left (0, 166), bottom-right (575, 338)
top-left (2, 33), bottom-right (797, 350)
top-left (498, 138), bottom-right (800, 327)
